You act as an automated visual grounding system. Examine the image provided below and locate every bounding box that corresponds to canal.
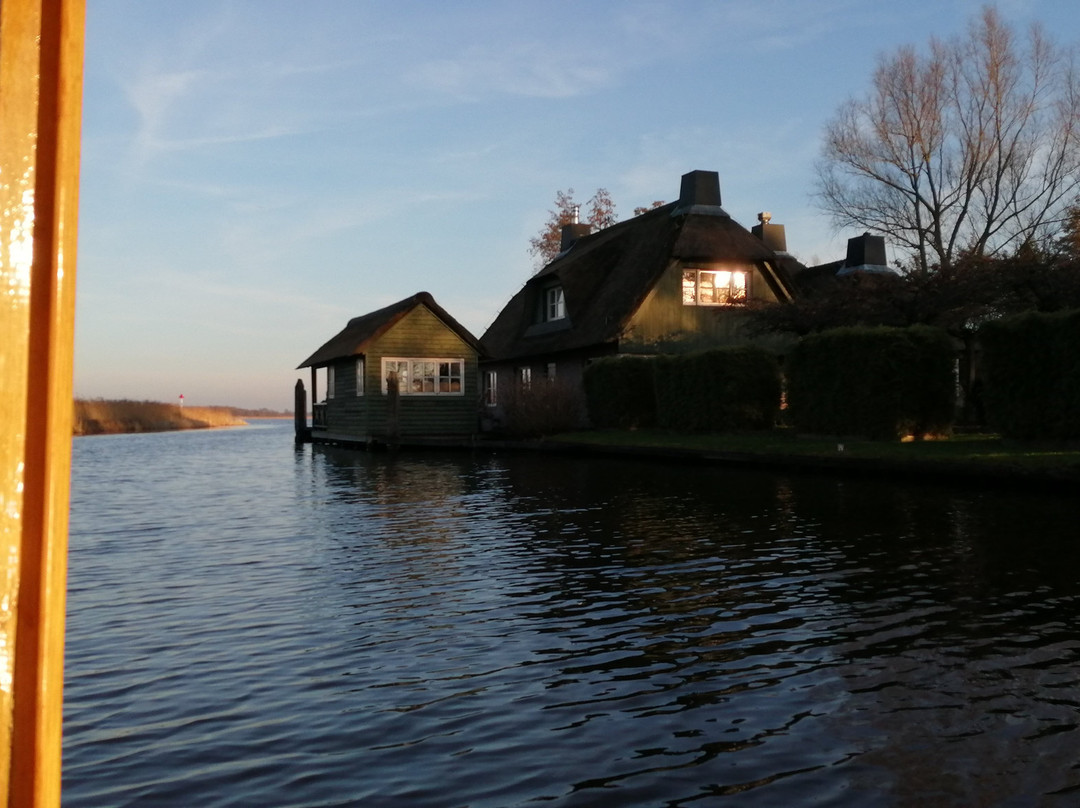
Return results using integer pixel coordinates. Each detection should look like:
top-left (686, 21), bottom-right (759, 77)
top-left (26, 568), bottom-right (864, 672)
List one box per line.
top-left (63, 420), bottom-right (1080, 806)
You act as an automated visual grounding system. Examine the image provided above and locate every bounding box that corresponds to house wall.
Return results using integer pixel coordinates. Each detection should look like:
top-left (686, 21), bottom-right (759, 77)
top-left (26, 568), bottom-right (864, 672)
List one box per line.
top-left (620, 259), bottom-right (782, 353)
top-left (324, 306), bottom-right (480, 438)
top-left (480, 348), bottom-right (611, 431)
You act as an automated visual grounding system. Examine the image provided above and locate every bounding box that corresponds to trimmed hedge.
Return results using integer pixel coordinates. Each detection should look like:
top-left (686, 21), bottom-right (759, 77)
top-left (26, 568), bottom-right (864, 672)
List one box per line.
top-left (980, 309), bottom-right (1080, 440)
top-left (584, 347), bottom-right (781, 432)
top-left (582, 354), bottom-right (657, 429)
top-left (786, 325), bottom-right (955, 440)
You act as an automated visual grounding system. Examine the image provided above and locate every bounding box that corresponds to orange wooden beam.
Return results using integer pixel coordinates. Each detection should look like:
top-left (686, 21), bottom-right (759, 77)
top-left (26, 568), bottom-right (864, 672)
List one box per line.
top-left (0, 0), bottom-right (86, 805)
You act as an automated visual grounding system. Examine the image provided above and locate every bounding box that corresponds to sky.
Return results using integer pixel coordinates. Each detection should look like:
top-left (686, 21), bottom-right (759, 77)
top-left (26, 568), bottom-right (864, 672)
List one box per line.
top-left (74, 0), bottom-right (1080, 410)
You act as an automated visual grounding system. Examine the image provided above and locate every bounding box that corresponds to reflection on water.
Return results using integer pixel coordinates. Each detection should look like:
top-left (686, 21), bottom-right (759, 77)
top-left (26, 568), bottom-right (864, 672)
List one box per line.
top-left (64, 422), bottom-right (1080, 806)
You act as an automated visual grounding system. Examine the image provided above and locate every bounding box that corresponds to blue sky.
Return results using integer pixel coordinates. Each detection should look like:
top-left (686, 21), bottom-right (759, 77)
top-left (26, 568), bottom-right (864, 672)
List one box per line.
top-left (74, 0), bottom-right (1080, 409)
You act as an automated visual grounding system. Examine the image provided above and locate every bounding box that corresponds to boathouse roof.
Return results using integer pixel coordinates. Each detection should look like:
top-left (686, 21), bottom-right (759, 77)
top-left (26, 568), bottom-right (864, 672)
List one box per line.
top-left (297, 291), bottom-right (483, 369)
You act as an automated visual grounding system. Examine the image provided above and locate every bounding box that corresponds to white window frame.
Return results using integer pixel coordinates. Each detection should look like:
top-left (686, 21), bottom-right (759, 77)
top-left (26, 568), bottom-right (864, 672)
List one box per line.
top-left (682, 268), bottom-right (749, 306)
top-left (483, 370), bottom-right (497, 407)
top-left (519, 366), bottom-right (532, 389)
top-left (355, 357), bottom-right (365, 396)
top-left (544, 286), bottom-right (566, 321)
top-left (381, 357), bottom-right (465, 396)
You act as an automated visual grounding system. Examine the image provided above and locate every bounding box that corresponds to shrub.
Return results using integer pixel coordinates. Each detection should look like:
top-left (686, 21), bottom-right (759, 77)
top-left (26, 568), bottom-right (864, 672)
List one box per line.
top-left (980, 309), bottom-right (1080, 440)
top-left (653, 346), bottom-right (781, 432)
top-left (583, 355), bottom-right (657, 429)
top-left (787, 326), bottom-right (955, 440)
top-left (498, 379), bottom-right (584, 438)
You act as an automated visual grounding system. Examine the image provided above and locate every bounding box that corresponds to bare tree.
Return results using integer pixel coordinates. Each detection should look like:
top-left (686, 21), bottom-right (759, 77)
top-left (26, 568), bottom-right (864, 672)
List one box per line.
top-left (633, 200), bottom-right (666, 216)
top-left (817, 6), bottom-right (1080, 274)
top-left (1059, 200), bottom-right (1080, 260)
top-left (528, 188), bottom-right (619, 269)
top-left (586, 188), bottom-right (618, 230)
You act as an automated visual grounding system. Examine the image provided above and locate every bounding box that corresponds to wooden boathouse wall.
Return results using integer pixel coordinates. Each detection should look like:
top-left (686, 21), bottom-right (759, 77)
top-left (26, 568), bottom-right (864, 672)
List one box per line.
top-left (320, 306), bottom-right (479, 441)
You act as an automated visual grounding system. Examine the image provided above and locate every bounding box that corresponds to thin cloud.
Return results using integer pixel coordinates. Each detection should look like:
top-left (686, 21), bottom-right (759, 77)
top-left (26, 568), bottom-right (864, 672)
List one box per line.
top-left (405, 42), bottom-right (617, 100)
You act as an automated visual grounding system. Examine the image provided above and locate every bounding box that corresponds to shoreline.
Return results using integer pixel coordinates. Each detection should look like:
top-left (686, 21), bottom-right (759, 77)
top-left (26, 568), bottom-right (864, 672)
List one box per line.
top-left (313, 429), bottom-right (1080, 493)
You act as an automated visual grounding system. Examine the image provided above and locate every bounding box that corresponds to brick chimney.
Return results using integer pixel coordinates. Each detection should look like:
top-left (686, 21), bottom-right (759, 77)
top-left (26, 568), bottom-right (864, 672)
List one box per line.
top-left (845, 232), bottom-right (887, 267)
top-left (559, 205), bottom-right (591, 252)
top-left (752, 211), bottom-right (788, 253)
top-left (837, 232), bottom-right (894, 275)
top-left (673, 170), bottom-right (727, 216)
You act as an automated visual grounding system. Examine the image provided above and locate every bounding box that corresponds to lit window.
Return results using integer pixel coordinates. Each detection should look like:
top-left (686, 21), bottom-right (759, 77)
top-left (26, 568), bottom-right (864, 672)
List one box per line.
top-left (381, 358), bottom-right (464, 396)
top-left (483, 370), bottom-right (497, 406)
top-left (355, 358), bottom-right (364, 396)
top-left (544, 286), bottom-right (566, 321)
top-left (682, 269), bottom-right (748, 306)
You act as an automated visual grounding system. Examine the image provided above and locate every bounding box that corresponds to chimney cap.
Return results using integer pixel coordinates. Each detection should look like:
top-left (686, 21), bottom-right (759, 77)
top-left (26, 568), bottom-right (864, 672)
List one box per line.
top-left (758, 211), bottom-right (772, 224)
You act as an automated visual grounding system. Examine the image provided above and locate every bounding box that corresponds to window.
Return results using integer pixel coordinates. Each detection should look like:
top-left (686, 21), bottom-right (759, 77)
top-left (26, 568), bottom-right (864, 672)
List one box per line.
top-left (682, 269), bottom-right (748, 306)
top-left (326, 364), bottom-right (336, 399)
top-left (483, 370), bottom-right (497, 406)
top-left (546, 362), bottom-right (557, 381)
top-left (381, 358), bottom-right (464, 395)
top-left (544, 286), bottom-right (565, 321)
top-left (519, 366), bottom-right (532, 388)
top-left (355, 358), bottom-right (364, 396)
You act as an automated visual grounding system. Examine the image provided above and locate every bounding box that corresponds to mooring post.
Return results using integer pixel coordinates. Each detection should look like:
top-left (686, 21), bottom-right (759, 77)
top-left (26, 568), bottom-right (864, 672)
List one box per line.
top-left (294, 379), bottom-right (310, 443)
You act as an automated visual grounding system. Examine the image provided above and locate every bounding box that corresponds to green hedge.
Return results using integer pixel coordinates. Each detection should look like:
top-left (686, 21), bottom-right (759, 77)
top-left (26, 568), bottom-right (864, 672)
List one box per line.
top-left (786, 326), bottom-right (955, 440)
top-left (980, 309), bottom-right (1080, 440)
top-left (582, 354), bottom-right (657, 429)
top-left (584, 347), bottom-right (781, 432)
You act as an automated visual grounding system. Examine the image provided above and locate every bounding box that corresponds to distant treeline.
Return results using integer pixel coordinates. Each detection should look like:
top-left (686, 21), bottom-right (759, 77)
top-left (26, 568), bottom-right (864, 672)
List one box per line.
top-left (218, 406), bottom-right (291, 418)
top-left (73, 399), bottom-right (261, 436)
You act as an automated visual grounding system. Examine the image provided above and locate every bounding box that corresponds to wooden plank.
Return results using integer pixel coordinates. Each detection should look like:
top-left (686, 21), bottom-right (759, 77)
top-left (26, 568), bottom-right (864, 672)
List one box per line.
top-left (1, 1), bottom-right (85, 805)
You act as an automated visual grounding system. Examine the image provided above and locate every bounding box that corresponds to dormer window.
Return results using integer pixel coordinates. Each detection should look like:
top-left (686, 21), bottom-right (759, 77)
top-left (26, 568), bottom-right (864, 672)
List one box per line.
top-left (544, 285), bottom-right (566, 321)
top-left (682, 269), bottom-right (748, 306)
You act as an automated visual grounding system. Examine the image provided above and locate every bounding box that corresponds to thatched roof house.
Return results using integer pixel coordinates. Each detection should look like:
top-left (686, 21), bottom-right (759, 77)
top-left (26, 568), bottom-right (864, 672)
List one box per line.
top-left (478, 170), bottom-right (804, 425)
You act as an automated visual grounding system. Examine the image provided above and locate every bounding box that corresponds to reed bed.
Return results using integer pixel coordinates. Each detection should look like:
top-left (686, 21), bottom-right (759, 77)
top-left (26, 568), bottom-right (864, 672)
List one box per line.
top-left (74, 399), bottom-right (248, 436)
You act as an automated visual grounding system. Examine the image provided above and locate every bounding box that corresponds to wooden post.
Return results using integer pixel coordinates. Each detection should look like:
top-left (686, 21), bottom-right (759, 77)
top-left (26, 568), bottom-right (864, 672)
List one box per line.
top-left (294, 379), bottom-right (309, 443)
top-left (0, 0), bottom-right (86, 805)
top-left (386, 370), bottom-right (400, 448)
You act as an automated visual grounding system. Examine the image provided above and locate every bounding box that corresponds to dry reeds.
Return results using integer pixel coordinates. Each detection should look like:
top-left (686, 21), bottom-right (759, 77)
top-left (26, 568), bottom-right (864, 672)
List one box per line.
top-left (73, 399), bottom-right (248, 436)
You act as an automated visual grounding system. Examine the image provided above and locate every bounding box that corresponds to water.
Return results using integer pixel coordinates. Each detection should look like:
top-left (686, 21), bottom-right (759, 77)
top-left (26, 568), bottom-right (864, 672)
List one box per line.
top-left (64, 420), bottom-right (1080, 806)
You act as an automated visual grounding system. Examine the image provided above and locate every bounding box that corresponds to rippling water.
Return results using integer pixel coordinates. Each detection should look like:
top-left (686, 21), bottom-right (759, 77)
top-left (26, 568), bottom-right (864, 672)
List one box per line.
top-left (64, 421), bottom-right (1080, 806)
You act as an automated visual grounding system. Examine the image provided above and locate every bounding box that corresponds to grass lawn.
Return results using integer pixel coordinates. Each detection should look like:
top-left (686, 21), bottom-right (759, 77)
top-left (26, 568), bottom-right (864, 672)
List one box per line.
top-left (548, 428), bottom-right (1080, 478)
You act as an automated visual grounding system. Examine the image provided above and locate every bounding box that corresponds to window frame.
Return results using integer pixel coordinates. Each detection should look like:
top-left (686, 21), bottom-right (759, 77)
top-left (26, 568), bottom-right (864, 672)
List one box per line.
top-left (380, 357), bottom-right (465, 396)
top-left (682, 267), bottom-right (749, 306)
top-left (326, 364), bottom-right (336, 399)
top-left (543, 285), bottom-right (566, 321)
top-left (483, 370), bottom-right (497, 407)
top-left (355, 357), bottom-right (365, 396)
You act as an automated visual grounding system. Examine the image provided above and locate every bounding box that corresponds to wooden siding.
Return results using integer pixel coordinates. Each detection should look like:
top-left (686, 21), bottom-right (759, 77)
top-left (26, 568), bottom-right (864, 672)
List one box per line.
top-left (324, 306), bottom-right (479, 438)
top-left (620, 259), bottom-right (784, 353)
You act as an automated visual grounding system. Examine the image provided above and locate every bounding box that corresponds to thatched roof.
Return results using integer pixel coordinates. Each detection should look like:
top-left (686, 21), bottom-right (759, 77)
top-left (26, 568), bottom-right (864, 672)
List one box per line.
top-left (298, 291), bottom-right (482, 369)
top-left (480, 198), bottom-right (802, 361)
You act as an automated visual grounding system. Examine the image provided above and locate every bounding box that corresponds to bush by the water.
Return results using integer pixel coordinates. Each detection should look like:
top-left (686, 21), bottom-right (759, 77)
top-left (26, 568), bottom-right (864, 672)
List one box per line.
top-left (653, 347), bottom-right (780, 432)
top-left (582, 355), bottom-right (657, 429)
top-left (584, 347), bottom-right (781, 433)
top-left (786, 325), bottom-right (955, 440)
top-left (980, 309), bottom-right (1080, 440)
top-left (497, 379), bottom-right (584, 438)
top-left (74, 399), bottom-right (248, 435)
